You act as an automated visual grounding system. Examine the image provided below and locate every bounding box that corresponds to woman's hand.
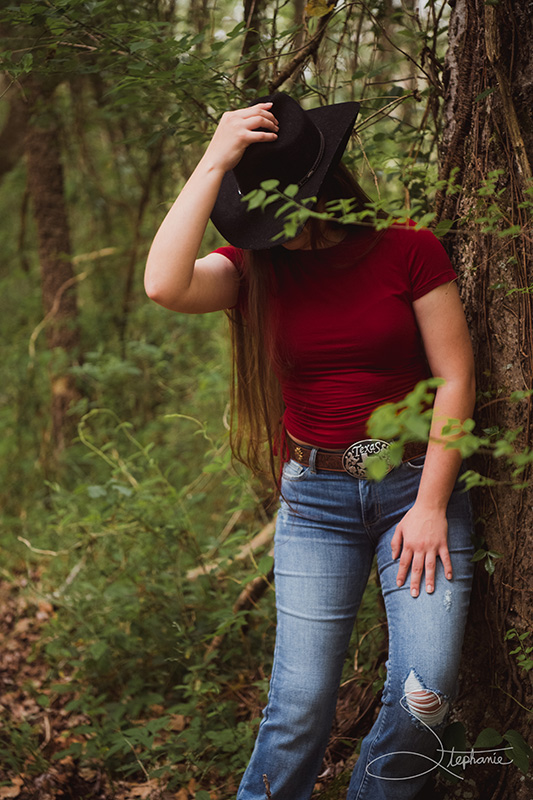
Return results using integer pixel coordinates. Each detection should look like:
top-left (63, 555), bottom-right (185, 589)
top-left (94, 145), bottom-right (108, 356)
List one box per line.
top-left (391, 503), bottom-right (452, 598)
top-left (203, 102), bottom-right (279, 174)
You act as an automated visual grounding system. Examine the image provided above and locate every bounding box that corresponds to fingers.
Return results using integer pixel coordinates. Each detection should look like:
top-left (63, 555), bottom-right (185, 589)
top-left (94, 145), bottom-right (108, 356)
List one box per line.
top-left (439, 545), bottom-right (453, 582)
top-left (236, 103), bottom-right (279, 131)
top-left (390, 527), bottom-right (403, 565)
top-left (243, 101), bottom-right (279, 122)
top-left (392, 524), bottom-right (453, 598)
top-left (223, 105), bottom-right (279, 144)
top-left (395, 547), bottom-right (439, 598)
top-left (240, 108), bottom-right (279, 139)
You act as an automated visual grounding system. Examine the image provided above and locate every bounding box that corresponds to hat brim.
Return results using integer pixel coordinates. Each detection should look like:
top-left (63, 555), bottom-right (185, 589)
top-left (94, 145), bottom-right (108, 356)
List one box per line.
top-left (210, 101), bottom-right (360, 250)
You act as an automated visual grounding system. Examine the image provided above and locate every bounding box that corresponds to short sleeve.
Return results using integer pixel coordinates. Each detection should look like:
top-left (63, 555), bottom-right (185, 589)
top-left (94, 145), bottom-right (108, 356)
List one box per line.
top-left (212, 245), bottom-right (245, 276)
top-left (212, 245), bottom-right (247, 311)
top-left (404, 226), bottom-right (457, 301)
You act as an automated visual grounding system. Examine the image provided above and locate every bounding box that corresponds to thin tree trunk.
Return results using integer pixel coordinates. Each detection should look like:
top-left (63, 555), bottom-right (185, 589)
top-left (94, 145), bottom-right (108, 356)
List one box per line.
top-left (242, 0), bottom-right (263, 91)
top-left (25, 89), bottom-right (82, 455)
top-left (0, 80), bottom-right (29, 181)
top-left (119, 138), bottom-right (164, 351)
top-left (436, 1), bottom-right (533, 797)
top-left (287, 0), bottom-right (307, 89)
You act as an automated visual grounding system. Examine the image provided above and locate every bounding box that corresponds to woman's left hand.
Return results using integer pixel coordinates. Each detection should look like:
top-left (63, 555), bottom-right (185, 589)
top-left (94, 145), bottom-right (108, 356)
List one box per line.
top-left (391, 503), bottom-right (452, 597)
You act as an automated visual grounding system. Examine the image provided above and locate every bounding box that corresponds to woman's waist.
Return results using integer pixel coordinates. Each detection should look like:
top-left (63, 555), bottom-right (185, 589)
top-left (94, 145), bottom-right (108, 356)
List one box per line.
top-left (283, 411), bottom-right (374, 451)
top-left (281, 376), bottom-right (432, 450)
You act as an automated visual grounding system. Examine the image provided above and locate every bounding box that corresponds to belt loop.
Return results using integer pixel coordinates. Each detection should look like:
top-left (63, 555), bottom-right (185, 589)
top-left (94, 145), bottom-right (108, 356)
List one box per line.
top-left (309, 447), bottom-right (318, 474)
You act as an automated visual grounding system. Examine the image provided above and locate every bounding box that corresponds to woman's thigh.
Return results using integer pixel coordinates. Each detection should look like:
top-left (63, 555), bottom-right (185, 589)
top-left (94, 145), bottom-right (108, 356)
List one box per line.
top-left (273, 461), bottom-right (376, 692)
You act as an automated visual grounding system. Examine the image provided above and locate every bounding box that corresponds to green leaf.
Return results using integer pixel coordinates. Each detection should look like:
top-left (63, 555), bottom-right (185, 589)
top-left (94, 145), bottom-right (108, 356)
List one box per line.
top-left (413, 212), bottom-right (436, 229)
top-left (263, 194), bottom-right (280, 208)
top-left (37, 694), bottom-right (50, 708)
top-left (130, 40), bottom-right (154, 53)
top-left (112, 484), bottom-right (133, 497)
top-left (257, 554), bottom-right (273, 575)
top-left (475, 87), bottom-right (495, 102)
top-left (283, 184), bottom-right (299, 198)
top-left (510, 390), bottom-right (533, 402)
top-left (245, 190), bottom-right (266, 210)
top-left (433, 218), bottom-right (454, 238)
top-left (274, 202), bottom-right (297, 218)
top-left (503, 729), bottom-right (532, 774)
top-left (497, 225), bottom-right (521, 238)
top-left (87, 485), bottom-right (107, 498)
top-left (260, 179), bottom-right (280, 192)
top-left (365, 454), bottom-right (391, 482)
top-left (473, 727), bottom-right (503, 748)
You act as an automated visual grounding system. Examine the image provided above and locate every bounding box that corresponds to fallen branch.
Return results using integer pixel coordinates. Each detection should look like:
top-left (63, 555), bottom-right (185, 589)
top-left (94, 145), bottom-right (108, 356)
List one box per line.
top-left (187, 519), bottom-right (275, 581)
top-left (205, 563), bottom-right (275, 657)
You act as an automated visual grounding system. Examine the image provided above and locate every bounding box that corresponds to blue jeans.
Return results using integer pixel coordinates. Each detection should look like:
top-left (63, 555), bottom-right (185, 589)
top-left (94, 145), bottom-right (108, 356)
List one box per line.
top-left (236, 455), bottom-right (474, 800)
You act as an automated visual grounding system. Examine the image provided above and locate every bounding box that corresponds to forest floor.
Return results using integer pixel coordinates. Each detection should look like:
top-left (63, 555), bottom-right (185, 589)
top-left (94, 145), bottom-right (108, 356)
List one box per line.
top-left (4, 573), bottom-right (484, 800)
top-left (0, 576), bottom-right (186, 800)
top-left (0, 576), bottom-right (376, 800)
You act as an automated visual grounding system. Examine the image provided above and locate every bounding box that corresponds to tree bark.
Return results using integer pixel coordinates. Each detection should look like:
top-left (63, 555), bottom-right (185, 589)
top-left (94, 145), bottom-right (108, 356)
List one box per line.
top-left (25, 88), bottom-right (82, 455)
top-left (436, 1), bottom-right (533, 797)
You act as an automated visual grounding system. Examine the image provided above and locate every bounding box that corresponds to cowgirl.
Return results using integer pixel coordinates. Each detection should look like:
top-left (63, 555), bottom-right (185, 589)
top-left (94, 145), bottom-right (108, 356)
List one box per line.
top-left (145, 93), bottom-right (475, 800)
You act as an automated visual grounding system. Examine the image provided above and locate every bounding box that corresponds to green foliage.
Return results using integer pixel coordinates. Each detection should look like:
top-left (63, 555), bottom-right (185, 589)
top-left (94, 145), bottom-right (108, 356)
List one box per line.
top-left (505, 629), bottom-right (533, 673)
top-left (13, 411), bottom-right (276, 785)
top-left (0, 716), bottom-right (49, 777)
top-left (471, 541), bottom-right (504, 575)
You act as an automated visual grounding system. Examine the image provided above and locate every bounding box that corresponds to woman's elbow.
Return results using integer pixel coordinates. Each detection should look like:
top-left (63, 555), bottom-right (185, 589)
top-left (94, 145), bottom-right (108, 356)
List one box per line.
top-left (144, 271), bottom-right (163, 303)
top-left (144, 262), bottom-right (178, 308)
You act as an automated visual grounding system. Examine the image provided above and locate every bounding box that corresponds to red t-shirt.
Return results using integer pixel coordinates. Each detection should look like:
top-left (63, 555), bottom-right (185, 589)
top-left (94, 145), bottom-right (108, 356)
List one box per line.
top-left (214, 222), bottom-right (457, 449)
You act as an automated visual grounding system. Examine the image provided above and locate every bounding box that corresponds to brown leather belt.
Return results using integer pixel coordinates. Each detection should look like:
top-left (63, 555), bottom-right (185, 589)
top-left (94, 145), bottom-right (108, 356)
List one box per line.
top-left (287, 436), bottom-right (427, 479)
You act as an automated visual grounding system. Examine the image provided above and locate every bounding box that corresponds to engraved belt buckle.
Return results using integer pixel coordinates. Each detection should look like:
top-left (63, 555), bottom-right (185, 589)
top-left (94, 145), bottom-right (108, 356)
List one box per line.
top-left (342, 439), bottom-right (392, 479)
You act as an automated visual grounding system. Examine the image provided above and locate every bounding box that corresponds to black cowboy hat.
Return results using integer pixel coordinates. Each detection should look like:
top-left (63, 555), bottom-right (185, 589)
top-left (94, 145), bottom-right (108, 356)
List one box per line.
top-left (210, 92), bottom-right (360, 250)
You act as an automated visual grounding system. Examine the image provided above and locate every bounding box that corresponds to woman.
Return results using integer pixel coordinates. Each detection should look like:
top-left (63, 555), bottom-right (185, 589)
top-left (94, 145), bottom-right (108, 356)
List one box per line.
top-left (145, 93), bottom-right (475, 800)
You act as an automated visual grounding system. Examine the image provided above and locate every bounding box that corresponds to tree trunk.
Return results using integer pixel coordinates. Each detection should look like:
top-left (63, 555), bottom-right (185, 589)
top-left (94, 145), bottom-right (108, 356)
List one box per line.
top-left (436, 0), bottom-right (533, 797)
top-left (241, 0), bottom-right (263, 91)
top-left (25, 89), bottom-right (82, 455)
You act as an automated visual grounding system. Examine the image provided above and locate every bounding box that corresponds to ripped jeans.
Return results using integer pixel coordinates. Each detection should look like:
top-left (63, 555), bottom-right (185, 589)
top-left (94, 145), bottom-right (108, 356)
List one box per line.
top-left (236, 455), bottom-right (474, 800)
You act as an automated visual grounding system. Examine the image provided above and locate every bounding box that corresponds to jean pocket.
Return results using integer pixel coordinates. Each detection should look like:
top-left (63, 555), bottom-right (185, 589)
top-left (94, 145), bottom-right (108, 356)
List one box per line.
top-left (281, 458), bottom-right (310, 482)
top-left (404, 454), bottom-right (426, 469)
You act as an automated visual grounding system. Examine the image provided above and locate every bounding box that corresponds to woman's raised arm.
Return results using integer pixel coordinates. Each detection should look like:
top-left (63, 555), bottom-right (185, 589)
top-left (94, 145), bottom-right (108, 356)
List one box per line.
top-left (144, 102), bottom-right (279, 314)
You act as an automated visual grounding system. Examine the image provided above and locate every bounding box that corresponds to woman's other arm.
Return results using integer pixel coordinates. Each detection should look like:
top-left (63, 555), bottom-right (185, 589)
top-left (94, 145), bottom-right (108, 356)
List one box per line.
top-left (144, 103), bottom-right (278, 313)
top-left (391, 280), bottom-right (476, 597)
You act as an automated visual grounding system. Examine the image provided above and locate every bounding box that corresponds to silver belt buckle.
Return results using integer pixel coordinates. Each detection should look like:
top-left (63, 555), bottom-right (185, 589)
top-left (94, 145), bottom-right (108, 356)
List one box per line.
top-left (342, 439), bottom-right (392, 479)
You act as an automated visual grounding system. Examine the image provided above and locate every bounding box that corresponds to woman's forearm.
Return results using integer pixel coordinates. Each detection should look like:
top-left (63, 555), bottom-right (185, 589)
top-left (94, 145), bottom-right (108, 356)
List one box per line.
top-left (415, 375), bottom-right (476, 511)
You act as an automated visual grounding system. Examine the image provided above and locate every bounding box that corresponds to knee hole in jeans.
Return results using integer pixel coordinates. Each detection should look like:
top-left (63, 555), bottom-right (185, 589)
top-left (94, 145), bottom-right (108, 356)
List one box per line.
top-left (404, 669), bottom-right (450, 728)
